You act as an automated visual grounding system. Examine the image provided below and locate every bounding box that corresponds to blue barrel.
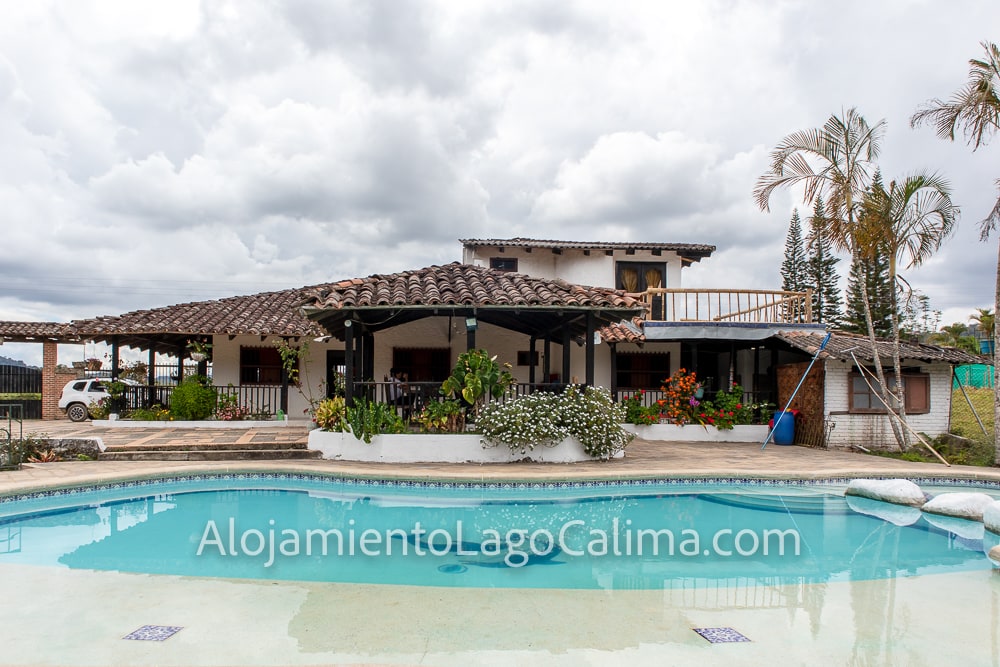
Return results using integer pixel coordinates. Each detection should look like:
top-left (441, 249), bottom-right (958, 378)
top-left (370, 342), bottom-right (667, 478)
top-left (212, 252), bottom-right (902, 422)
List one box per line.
top-left (771, 411), bottom-right (795, 445)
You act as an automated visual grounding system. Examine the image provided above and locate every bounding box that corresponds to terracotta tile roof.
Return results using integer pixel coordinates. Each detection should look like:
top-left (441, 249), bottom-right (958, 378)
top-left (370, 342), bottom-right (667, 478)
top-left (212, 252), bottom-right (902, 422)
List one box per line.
top-left (775, 330), bottom-right (987, 365)
top-left (599, 318), bottom-right (645, 343)
top-left (300, 262), bottom-right (644, 311)
top-left (71, 289), bottom-right (325, 338)
top-left (460, 238), bottom-right (715, 259)
top-left (0, 321), bottom-right (78, 340)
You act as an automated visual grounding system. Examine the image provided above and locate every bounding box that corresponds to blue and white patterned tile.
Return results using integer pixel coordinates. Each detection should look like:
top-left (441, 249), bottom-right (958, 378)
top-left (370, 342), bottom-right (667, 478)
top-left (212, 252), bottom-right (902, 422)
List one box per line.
top-left (123, 625), bottom-right (183, 641)
top-left (693, 627), bottom-right (751, 643)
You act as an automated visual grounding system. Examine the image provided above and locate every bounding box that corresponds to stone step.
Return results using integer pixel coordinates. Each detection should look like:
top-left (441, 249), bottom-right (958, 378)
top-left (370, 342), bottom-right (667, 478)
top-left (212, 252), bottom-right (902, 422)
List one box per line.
top-left (101, 441), bottom-right (311, 452)
top-left (98, 448), bottom-right (323, 461)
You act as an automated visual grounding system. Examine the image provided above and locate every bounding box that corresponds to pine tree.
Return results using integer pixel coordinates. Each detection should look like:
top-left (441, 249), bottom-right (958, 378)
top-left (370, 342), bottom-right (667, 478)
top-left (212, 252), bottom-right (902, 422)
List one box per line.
top-left (844, 247), bottom-right (893, 336)
top-left (805, 196), bottom-right (843, 326)
top-left (780, 208), bottom-right (807, 292)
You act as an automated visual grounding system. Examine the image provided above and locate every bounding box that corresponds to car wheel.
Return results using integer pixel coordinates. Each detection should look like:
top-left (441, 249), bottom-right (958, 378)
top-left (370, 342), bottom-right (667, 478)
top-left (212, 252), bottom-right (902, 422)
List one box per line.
top-left (66, 403), bottom-right (89, 422)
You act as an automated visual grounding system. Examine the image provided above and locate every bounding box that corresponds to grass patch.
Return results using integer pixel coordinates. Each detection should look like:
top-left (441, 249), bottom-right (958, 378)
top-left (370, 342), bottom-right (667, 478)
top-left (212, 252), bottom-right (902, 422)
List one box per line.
top-left (869, 432), bottom-right (995, 467)
top-left (0, 393), bottom-right (41, 400)
top-left (951, 387), bottom-right (994, 440)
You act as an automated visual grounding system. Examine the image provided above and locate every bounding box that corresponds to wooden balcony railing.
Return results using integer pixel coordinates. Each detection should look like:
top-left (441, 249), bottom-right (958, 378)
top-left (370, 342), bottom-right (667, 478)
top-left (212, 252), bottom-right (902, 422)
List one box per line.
top-left (633, 288), bottom-right (813, 324)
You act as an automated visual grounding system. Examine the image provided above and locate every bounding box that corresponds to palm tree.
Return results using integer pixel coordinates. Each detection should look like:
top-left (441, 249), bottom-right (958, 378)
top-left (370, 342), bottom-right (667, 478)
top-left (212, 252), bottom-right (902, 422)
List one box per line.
top-left (859, 173), bottom-right (959, 438)
top-left (912, 40), bottom-right (1000, 456)
top-left (933, 322), bottom-right (979, 353)
top-left (971, 307), bottom-right (995, 353)
top-left (755, 109), bottom-right (907, 448)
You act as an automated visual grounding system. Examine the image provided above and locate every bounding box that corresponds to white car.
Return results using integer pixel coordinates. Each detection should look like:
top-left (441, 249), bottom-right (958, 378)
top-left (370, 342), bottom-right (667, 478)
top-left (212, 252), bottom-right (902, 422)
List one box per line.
top-left (58, 378), bottom-right (138, 422)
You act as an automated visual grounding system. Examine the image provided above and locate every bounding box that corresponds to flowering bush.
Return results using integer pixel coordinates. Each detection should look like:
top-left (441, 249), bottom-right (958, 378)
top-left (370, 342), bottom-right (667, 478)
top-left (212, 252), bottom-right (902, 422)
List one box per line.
top-left (706, 385), bottom-right (757, 429)
top-left (214, 392), bottom-right (250, 421)
top-left (656, 368), bottom-right (705, 425)
top-left (477, 386), bottom-right (633, 459)
top-left (621, 390), bottom-right (662, 425)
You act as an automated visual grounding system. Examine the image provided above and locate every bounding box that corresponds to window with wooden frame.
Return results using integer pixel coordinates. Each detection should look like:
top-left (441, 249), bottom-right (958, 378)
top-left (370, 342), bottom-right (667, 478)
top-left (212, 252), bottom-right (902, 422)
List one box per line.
top-left (615, 261), bottom-right (665, 293)
top-left (490, 257), bottom-right (518, 272)
top-left (517, 350), bottom-right (539, 367)
top-left (240, 346), bottom-right (283, 384)
top-left (848, 372), bottom-right (930, 414)
top-left (615, 352), bottom-right (671, 390)
top-left (392, 348), bottom-right (452, 382)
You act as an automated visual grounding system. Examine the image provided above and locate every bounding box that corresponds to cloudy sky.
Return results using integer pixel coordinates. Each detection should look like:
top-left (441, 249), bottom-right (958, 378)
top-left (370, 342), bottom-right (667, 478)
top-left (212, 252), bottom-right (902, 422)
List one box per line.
top-left (2, 0), bottom-right (998, 365)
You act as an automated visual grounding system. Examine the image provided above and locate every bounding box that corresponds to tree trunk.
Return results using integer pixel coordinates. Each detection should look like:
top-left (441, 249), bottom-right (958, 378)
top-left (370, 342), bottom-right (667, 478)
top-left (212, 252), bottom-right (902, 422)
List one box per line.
top-left (994, 237), bottom-right (999, 464)
top-left (889, 262), bottom-right (910, 450)
top-left (858, 249), bottom-right (907, 450)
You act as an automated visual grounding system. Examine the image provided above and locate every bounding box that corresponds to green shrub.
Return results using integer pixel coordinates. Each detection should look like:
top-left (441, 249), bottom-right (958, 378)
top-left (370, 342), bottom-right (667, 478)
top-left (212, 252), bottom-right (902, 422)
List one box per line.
top-left (127, 406), bottom-right (171, 421)
top-left (346, 400), bottom-right (407, 443)
top-left (313, 397), bottom-right (348, 432)
top-left (440, 349), bottom-right (514, 420)
top-left (477, 386), bottom-right (633, 459)
top-left (170, 376), bottom-right (216, 421)
top-left (88, 397), bottom-right (111, 420)
top-left (416, 399), bottom-right (465, 433)
top-left (621, 391), bottom-right (661, 425)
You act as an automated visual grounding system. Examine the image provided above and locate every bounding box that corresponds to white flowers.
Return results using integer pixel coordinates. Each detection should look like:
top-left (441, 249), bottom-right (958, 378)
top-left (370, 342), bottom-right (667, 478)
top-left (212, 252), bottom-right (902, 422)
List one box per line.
top-left (477, 386), bottom-right (634, 459)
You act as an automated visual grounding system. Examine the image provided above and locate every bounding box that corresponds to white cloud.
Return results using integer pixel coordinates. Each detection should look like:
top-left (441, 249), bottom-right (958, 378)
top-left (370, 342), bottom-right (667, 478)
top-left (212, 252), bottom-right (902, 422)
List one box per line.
top-left (1, 0), bottom-right (999, 365)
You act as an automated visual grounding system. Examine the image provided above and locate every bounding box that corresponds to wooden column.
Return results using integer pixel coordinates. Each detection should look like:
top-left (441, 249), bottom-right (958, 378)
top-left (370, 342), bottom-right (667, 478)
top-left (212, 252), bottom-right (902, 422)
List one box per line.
top-left (609, 342), bottom-right (618, 400)
top-left (585, 312), bottom-right (595, 387)
top-left (344, 320), bottom-right (355, 407)
top-left (528, 337), bottom-right (537, 385)
top-left (110, 337), bottom-right (120, 381)
top-left (561, 326), bottom-right (571, 385)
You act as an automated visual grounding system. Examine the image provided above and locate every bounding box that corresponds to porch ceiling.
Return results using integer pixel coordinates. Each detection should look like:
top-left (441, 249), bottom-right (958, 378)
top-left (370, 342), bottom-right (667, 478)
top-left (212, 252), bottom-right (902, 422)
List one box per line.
top-left (305, 304), bottom-right (640, 340)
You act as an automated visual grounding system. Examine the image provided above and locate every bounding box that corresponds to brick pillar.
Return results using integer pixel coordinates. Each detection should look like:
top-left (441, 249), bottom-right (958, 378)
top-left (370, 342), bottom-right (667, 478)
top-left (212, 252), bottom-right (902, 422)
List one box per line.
top-left (41, 343), bottom-right (81, 420)
top-left (41, 341), bottom-right (61, 420)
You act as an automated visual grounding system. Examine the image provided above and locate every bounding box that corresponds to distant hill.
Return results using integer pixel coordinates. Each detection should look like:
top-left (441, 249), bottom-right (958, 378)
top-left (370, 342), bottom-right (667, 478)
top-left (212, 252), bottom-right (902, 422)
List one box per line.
top-left (0, 355), bottom-right (30, 367)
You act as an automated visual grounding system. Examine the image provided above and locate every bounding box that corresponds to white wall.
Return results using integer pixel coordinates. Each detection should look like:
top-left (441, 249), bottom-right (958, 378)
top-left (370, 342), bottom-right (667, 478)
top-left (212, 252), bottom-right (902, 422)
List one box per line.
top-left (823, 360), bottom-right (953, 449)
top-left (211, 334), bottom-right (336, 420)
top-left (465, 246), bottom-right (687, 289)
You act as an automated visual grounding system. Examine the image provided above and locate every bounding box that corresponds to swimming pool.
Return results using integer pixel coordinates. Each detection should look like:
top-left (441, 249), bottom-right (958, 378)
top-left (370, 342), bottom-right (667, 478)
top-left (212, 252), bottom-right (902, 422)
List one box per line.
top-left (2, 473), bottom-right (998, 590)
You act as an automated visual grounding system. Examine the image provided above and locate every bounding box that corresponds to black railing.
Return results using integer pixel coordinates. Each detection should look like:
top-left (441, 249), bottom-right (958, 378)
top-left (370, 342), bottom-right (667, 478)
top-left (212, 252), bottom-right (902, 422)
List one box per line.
top-left (0, 403), bottom-right (24, 470)
top-left (123, 384), bottom-right (282, 419)
top-left (615, 388), bottom-right (776, 424)
top-left (0, 365), bottom-right (41, 420)
top-left (351, 381), bottom-right (573, 420)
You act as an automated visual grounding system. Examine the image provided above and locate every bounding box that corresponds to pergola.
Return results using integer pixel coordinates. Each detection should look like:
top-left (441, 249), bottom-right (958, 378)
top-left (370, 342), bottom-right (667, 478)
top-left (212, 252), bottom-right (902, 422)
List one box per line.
top-left (2, 263), bottom-right (645, 416)
top-left (298, 263), bottom-right (645, 403)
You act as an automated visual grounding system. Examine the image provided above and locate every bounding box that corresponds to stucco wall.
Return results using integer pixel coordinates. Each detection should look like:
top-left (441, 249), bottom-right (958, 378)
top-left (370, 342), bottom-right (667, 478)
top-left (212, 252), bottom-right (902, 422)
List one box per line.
top-left (465, 246), bottom-right (685, 289)
top-left (211, 334), bottom-right (331, 420)
top-left (823, 360), bottom-right (953, 450)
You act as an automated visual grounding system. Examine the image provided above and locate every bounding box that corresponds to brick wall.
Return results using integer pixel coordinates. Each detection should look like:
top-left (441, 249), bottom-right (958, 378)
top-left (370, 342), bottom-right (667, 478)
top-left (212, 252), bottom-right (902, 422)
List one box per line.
top-left (41, 341), bottom-right (81, 420)
top-left (775, 361), bottom-right (825, 446)
top-left (824, 360), bottom-right (953, 450)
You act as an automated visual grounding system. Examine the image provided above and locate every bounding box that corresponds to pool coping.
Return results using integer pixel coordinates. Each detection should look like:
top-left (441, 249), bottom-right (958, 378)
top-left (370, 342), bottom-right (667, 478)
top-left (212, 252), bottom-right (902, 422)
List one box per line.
top-left (4, 437), bottom-right (1000, 499)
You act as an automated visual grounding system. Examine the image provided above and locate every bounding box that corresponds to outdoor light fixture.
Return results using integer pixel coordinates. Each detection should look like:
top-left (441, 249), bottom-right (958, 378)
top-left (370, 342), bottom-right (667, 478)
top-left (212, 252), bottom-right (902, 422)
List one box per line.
top-left (465, 317), bottom-right (478, 331)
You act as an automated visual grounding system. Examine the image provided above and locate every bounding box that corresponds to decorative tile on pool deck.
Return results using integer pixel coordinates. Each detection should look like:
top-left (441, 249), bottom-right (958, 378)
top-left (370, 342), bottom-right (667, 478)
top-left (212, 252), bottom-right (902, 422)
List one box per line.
top-left (2, 423), bottom-right (1000, 496)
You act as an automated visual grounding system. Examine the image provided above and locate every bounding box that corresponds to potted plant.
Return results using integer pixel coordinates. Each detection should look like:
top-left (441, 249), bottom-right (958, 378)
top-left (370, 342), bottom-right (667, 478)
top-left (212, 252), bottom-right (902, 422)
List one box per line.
top-left (187, 339), bottom-right (212, 362)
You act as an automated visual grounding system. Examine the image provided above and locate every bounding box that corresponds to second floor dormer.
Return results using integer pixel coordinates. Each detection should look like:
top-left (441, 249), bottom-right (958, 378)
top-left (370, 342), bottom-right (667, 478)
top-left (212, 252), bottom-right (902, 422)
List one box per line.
top-left (460, 238), bottom-right (715, 291)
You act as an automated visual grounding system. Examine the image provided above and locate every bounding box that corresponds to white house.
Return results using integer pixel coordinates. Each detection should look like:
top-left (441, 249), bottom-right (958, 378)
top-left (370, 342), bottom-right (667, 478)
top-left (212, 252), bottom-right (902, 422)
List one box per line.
top-left (2, 237), bottom-right (982, 450)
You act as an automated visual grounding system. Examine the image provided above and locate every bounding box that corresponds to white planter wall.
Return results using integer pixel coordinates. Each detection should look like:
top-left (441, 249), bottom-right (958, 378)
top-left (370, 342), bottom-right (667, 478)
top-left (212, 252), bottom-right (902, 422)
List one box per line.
top-left (308, 431), bottom-right (623, 463)
top-left (622, 423), bottom-right (768, 442)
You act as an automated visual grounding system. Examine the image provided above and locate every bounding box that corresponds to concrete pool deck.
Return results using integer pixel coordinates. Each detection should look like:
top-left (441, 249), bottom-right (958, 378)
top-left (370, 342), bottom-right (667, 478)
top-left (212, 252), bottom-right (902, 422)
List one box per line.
top-left (4, 421), bottom-right (1000, 667)
top-left (2, 419), bottom-right (1000, 496)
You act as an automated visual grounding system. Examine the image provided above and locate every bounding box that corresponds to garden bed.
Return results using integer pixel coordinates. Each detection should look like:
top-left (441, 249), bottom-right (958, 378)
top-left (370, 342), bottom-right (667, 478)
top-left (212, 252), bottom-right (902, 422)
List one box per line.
top-left (308, 431), bottom-right (623, 463)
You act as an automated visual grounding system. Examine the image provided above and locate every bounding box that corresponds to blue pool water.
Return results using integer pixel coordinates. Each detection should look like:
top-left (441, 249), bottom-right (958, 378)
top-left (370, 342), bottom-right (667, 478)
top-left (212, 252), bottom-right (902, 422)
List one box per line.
top-left (1, 475), bottom-right (996, 590)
